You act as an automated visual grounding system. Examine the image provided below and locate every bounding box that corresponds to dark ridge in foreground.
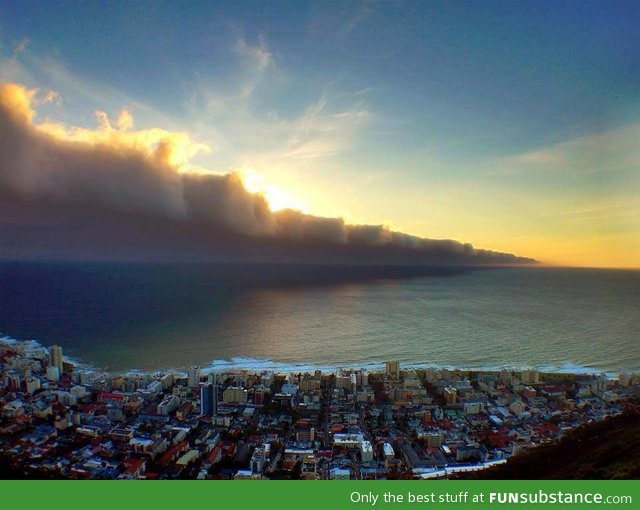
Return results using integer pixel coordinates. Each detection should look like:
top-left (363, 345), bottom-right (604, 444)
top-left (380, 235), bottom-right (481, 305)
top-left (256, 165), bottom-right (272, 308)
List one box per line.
top-left (459, 406), bottom-right (640, 480)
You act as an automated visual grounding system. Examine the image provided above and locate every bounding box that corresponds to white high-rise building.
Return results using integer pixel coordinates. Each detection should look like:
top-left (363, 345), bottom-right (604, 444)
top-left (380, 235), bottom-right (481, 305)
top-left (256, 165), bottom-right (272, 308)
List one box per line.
top-left (49, 345), bottom-right (64, 374)
top-left (26, 378), bottom-right (41, 394)
top-left (521, 369), bottom-right (539, 385)
top-left (188, 366), bottom-right (201, 388)
top-left (46, 365), bottom-right (60, 382)
top-left (386, 360), bottom-right (400, 379)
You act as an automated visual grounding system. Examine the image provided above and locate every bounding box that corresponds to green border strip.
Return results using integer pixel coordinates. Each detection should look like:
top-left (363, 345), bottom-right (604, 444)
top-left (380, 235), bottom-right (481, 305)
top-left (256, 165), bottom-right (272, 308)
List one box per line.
top-left (1, 480), bottom-right (638, 510)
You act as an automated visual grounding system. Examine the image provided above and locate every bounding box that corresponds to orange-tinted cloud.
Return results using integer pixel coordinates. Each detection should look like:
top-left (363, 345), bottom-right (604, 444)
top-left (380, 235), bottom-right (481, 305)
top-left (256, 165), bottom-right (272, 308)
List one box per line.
top-left (0, 81), bottom-right (533, 265)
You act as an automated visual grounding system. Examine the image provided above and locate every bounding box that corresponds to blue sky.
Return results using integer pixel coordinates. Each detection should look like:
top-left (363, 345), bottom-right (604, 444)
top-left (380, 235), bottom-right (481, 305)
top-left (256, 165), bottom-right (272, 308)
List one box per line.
top-left (1, 0), bottom-right (639, 266)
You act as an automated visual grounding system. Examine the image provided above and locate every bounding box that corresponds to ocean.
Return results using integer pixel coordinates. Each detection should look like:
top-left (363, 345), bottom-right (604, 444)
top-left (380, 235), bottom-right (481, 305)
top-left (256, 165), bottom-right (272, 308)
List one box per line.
top-left (1, 261), bottom-right (638, 374)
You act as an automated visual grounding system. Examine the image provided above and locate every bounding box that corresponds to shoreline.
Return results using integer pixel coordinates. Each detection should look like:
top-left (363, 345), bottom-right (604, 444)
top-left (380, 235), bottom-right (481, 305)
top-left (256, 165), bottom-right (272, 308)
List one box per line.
top-left (1, 332), bottom-right (636, 481)
top-left (1, 334), bottom-right (634, 380)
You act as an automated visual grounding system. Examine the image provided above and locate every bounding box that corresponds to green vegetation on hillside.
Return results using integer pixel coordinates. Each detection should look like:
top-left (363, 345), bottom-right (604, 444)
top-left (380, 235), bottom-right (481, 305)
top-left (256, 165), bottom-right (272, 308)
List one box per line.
top-left (467, 406), bottom-right (640, 479)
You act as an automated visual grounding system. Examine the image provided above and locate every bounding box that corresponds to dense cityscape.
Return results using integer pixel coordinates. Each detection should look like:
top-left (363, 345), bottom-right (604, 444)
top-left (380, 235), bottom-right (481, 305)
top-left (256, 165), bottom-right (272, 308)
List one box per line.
top-left (1, 339), bottom-right (638, 480)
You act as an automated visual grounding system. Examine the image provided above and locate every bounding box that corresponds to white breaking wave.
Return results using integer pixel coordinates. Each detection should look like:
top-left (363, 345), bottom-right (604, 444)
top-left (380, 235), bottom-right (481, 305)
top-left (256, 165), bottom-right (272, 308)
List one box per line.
top-left (0, 333), bottom-right (623, 379)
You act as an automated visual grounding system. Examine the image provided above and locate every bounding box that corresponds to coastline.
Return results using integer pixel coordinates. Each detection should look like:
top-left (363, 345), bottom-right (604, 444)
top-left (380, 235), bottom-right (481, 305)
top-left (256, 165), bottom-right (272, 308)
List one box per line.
top-left (1, 334), bottom-right (637, 481)
top-left (0, 334), bottom-right (633, 380)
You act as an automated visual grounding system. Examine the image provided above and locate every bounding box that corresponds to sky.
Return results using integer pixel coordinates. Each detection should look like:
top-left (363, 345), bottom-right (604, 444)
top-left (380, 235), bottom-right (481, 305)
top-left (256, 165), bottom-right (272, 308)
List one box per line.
top-left (1, 0), bottom-right (639, 267)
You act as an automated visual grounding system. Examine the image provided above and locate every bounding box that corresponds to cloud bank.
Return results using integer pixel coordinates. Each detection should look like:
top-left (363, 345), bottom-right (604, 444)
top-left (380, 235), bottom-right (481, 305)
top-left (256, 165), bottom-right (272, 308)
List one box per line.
top-left (0, 82), bottom-right (534, 265)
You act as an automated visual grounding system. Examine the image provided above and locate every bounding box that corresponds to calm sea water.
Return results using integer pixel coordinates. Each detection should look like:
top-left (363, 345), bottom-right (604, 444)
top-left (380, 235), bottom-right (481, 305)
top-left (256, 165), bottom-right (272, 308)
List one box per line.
top-left (1, 262), bottom-right (638, 373)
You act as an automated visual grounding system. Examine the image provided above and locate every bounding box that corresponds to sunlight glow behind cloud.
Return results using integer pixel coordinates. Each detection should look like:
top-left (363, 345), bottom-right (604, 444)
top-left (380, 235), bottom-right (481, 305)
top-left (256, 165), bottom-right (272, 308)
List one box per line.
top-left (1, 4), bottom-right (639, 268)
top-left (239, 167), bottom-right (308, 213)
top-left (0, 80), bottom-right (529, 265)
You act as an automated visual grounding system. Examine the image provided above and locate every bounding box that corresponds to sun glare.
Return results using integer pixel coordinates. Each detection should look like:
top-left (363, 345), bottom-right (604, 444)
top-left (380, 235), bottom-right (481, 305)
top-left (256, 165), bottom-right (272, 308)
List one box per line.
top-left (239, 168), bottom-right (307, 212)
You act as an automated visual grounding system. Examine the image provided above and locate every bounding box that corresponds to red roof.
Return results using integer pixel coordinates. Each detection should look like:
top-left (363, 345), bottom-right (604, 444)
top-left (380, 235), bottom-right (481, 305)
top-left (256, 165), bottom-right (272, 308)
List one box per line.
top-left (221, 442), bottom-right (237, 457)
top-left (123, 457), bottom-right (145, 474)
top-left (207, 445), bottom-right (222, 463)
top-left (158, 440), bottom-right (188, 467)
top-left (98, 392), bottom-right (125, 401)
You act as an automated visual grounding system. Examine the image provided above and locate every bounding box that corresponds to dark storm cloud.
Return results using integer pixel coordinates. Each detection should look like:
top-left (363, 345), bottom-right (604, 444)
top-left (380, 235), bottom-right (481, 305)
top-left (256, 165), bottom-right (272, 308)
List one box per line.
top-left (0, 82), bottom-right (534, 265)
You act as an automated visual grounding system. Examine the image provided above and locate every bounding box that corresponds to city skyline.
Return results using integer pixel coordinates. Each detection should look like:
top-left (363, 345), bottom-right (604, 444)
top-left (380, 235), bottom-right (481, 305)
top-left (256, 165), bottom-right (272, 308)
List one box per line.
top-left (1, 1), bottom-right (639, 267)
top-left (1, 336), bottom-right (636, 480)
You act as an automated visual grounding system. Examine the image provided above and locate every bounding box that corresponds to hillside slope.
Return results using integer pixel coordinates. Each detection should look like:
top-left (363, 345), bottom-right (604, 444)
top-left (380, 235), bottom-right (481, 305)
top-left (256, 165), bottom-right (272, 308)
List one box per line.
top-left (467, 407), bottom-right (640, 479)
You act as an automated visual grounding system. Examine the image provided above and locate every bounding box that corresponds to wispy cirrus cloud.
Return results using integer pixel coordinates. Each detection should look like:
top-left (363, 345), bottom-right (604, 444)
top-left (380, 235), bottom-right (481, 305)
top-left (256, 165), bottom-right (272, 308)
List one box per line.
top-left (483, 124), bottom-right (640, 233)
top-left (307, 0), bottom-right (378, 40)
top-left (1, 29), bottom-right (373, 180)
top-left (8, 37), bottom-right (29, 62)
top-left (541, 202), bottom-right (640, 231)
top-left (183, 36), bottom-right (372, 172)
top-left (487, 124), bottom-right (640, 178)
